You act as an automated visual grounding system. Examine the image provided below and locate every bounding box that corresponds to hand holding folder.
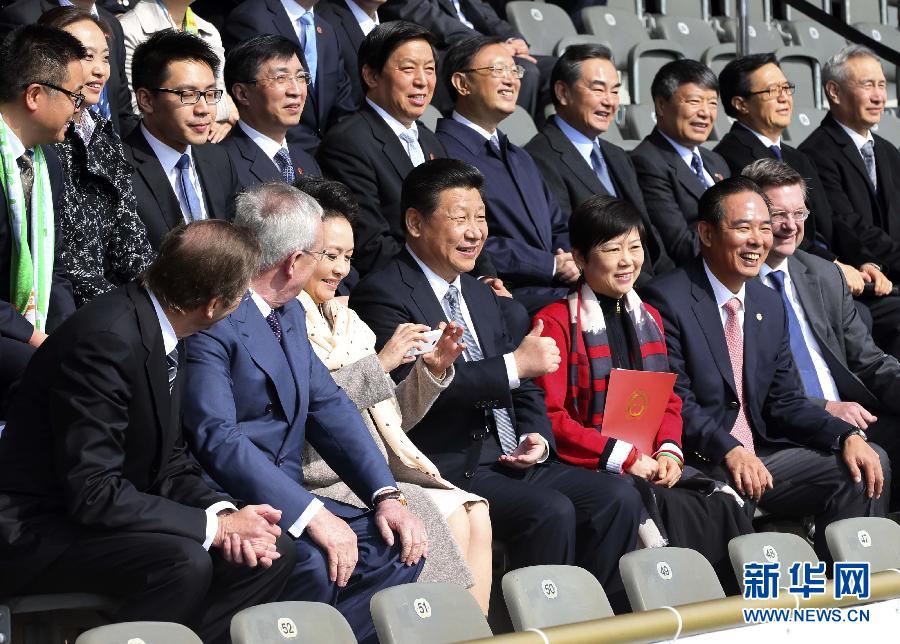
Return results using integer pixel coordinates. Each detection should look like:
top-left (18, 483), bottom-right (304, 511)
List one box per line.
top-left (602, 369), bottom-right (677, 455)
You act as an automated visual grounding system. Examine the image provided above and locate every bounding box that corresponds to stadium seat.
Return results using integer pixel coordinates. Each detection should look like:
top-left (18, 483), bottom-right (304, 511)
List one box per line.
top-left (728, 532), bottom-right (819, 592)
top-left (620, 103), bottom-right (658, 140)
top-left (779, 0), bottom-right (831, 22)
top-left (776, 48), bottom-right (822, 107)
top-left (1, 604), bottom-right (9, 644)
top-left (871, 112), bottom-right (900, 147)
top-left (825, 517), bottom-right (900, 572)
top-left (0, 593), bottom-right (119, 644)
top-left (851, 23), bottom-right (900, 103)
top-left (553, 34), bottom-right (612, 57)
top-left (650, 16), bottom-right (737, 62)
top-left (782, 104), bottom-right (824, 144)
top-left (75, 622), bottom-right (201, 644)
top-left (501, 565), bottom-right (613, 631)
top-left (783, 20), bottom-right (847, 65)
top-left (655, 0), bottom-right (709, 20)
top-left (619, 546), bottom-right (726, 611)
top-left (582, 7), bottom-right (686, 104)
top-left (841, 0), bottom-right (886, 24)
top-left (607, 0), bottom-right (645, 15)
top-left (231, 601), bottom-right (356, 644)
top-left (505, 2), bottom-right (577, 56)
top-left (714, 0), bottom-right (769, 22)
top-left (419, 104), bottom-right (442, 133)
top-left (713, 1), bottom-right (773, 44)
top-left (501, 105), bottom-right (539, 147)
top-left (370, 582), bottom-right (492, 644)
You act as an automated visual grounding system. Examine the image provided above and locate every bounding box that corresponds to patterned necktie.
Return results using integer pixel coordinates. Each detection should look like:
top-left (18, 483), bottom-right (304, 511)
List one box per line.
top-left (298, 12), bottom-right (318, 87)
top-left (487, 134), bottom-right (503, 159)
top-left (768, 271), bottom-right (825, 398)
top-left (444, 285), bottom-right (519, 454)
top-left (723, 297), bottom-right (755, 454)
top-left (769, 144), bottom-right (783, 161)
top-left (860, 140), bottom-right (877, 190)
top-left (17, 152), bottom-right (33, 215)
top-left (166, 347), bottom-right (178, 394)
top-left (175, 154), bottom-right (203, 221)
top-left (266, 309), bottom-right (282, 342)
top-left (691, 150), bottom-right (710, 188)
top-left (274, 147), bottom-right (295, 184)
top-left (590, 141), bottom-right (618, 197)
top-left (398, 129), bottom-right (425, 166)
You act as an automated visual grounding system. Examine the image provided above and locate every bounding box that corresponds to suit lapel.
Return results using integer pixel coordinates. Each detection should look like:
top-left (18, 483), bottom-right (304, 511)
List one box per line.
top-left (652, 129), bottom-right (706, 199)
top-left (873, 139), bottom-right (899, 232)
top-left (785, 258), bottom-right (832, 349)
top-left (233, 127), bottom-right (278, 183)
top-left (127, 129), bottom-right (184, 231)
top-left (460, 276), bottom-right (500, 357)
top-left (501, 137), bottom-right (550, 244)
top-left (546, 122), bottom-right (604, 195)
top-left (398, 251), bottom-right (450, 328)
top-left (192, 146), bottom-right (219, 219)
top-left (742, 286), bottom-right (763, 404)
top-left (365, 108), bottom-right (415, 181)
top-left (688, 263), bottom-right (738, 396)
top-left (130, 284), bottom-right (170, 460)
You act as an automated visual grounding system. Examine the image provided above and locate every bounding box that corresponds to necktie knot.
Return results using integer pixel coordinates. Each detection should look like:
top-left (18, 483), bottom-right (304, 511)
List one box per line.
top-left (690, 150), bottom-right (706, 183)
top-left (266, 309), bottom-right (282, 342)
top-left (176, 153), bottom-right (191, 170)
top-left (769, 144), bottom-right (783, 161)
top-left (298, 12), bottom-right (318, 85)
top-left (299, 12), bottom-right (314, 26)
top-left (769, 269), bottom-right (786, 290)
top-left (488, 134), bottom-right (502, 157)
top-left (724, 296), bottom-right (741, 318)
top-left (399, 128), bottom-right (425, 166)
top-left (17, 151), bottom-right (33, 173)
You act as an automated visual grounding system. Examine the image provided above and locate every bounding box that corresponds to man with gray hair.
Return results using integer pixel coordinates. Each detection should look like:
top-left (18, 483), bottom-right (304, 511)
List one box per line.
top-left (182, 182), bottom-right (427, 644)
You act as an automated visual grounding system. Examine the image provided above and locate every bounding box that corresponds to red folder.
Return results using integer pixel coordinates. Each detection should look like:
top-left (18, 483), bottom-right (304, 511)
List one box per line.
top-left (602, 369), bottom-right (677, 455)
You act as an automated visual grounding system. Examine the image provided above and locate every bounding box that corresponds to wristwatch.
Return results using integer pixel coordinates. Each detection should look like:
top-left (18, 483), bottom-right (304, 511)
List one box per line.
top-left (373, 489), bottom-right (408, 507)
top-left (839, 428), bottom-right (868, 448)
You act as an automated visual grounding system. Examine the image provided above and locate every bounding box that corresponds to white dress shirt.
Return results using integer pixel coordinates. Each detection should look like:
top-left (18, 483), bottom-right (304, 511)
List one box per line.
top-left (704, 260), bottom-right (747, 330)
top-left (367, 98), bottom-right (423, 158)
top-left (141, 124), bottom-right (208, 222)
top-left (759, 260), bottom-right (841, 401)
top-left (280, 0), bottom-right (315, 42)
top-left (659, 129), bottom-right (715, 187)
top-left (238, 120), bottom-right (288, 169)
top-left (450, 0), bottom-right (475, 28)
top-left (739, 121), bottom-right (782, 148)
top-left (345, 0), bottom-right (379, 35)
top-left (148, 288), bottom-right (236, 549)
top-left (836, 119), bottom-right (876, 164)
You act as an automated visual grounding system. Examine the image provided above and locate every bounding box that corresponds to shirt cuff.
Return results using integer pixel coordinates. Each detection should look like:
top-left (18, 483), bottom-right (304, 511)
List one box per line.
top-left (204, 500), bottom-right (238, 550)
top-left (503, 352), bottom-right (521, 389)
top-left (288, 498), bottom-right (325, 538)
top-left (607, 440), bottom-right (634, 474)
top-left (521, 434), bottom-right (550, 463)
top-left (371, 486), bottom-right (399, 505)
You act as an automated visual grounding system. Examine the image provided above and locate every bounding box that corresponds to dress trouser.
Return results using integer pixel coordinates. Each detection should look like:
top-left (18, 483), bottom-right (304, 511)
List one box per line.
top-left (0, 337), bottom-right (34, 417)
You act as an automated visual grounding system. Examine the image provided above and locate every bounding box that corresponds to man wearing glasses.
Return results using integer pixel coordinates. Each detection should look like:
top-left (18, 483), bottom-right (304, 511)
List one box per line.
top-left (123, 29), bottom-right (239, 250)
top-left (221, 34), bottom-right (321, 193)
top-left (0, 24), bottom-right (84, 415)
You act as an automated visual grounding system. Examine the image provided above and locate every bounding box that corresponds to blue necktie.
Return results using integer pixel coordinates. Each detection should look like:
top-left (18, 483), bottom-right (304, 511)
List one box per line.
top-left (769, 144), bottom-right (783, 161)
top-left (298, 12), bottom-right (318, 87)
top-left (768, 270), bottom-right (825, 398)
top-left (590, 141), bottom-right (617, 197)
top-left (175, 154), bottom-right (203, 221)
top-left (691, 150), bottom-right (711, 188)
top-left (274, 148), bottom-right (295, 184)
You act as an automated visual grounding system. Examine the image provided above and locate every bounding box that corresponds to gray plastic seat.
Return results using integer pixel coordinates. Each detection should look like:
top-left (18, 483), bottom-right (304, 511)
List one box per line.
top-left (841, 0), bottom-right (886, 24)
top-left (418, 104), bottom-right (441, 133)
top-left (728, 532), bottom-right (819, 591)
top-left (783, 104), bottom-right (824, 144)
top-left (553, 34), bottom-right (611, 57)
top-left (0, 593), bottom-right (120, 644)
top-left (781, 0), bottom-right (831, 21)
top-left (606, 0), bottom-right (644, 16)
top-left (75, 622), bottom-right (201, 644)
top-left (231, 601), bottom-right (355, 644)
top-left (620, 103), bottom-right (658, 141)
top-left (852, 23), bottom-right (900, 103)
top-left (370, 582), bottom-right (492, 644)
top-left (776, 47), bottom-right (822, 107)
top-left (619, 546), bottom-right (726, 611)
top-left (658, 0), bottom-right (708, 20)
top-left (825, 517), bottom-right (900, 572)
top-left (871, 112), bottom-right (900, 148)
top-left (500, 105), bottom-right (538, 147)
top-left (505, 2), bottom-right (577, 56)
top-left (501, 565), bottom-right (613, 631)
top-left (784, 20), bottom-right (847, 65)
top-left (651, 15), bottom-right (735, 62)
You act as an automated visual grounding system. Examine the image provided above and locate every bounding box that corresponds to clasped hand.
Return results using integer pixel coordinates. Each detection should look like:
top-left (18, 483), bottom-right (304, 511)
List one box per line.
top-left (214, 504), bottom-right (282, 568)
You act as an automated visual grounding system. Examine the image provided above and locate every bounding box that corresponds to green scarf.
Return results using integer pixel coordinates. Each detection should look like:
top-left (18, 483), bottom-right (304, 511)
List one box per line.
top-left (156, 0), bottom-right (200, 34)
top-left (0, 114), bottom-right (53, 331)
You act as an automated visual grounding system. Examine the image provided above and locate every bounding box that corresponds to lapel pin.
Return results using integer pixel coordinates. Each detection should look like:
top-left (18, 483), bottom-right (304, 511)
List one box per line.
top-left (756, 313), bottom-right (763, 321)
top-left (297, 167), bottom-right (304, 175)
top-left (714, 173), bottom-right (725, 183)
top-left (429, 152), bottom-right (436, 160)
top-left (316, 26), bottom-right (323, 34)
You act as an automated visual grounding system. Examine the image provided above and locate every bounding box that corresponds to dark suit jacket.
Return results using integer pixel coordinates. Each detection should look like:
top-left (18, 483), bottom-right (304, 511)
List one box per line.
top-left (220, 123), bottom-right (321, 192)
top-left (123, 126), bottom-right (239, 250)
top-left (642, 259), bottom-right (851, 466)
top-left (316, 0), bottom-right (366, 107)
top-left (524, 118), bottom-right (675, 277)
top-left (630, 127), bottom-right (731, 266)
top-left (350, 249), bottom-right (555, 487)
top-left (182, 294), bottom-right (396, 530)
top-left (785, 250), bottom-right (900, 415)
top-left (799, 112), bottom-right (900, 277)
top-left (0, 282), bottom-right (233, 595)
top-left (381, 0), bottom-right (522, 48)
top-left (0, 145), bottom-right (75, 340)
top-left (0, 0), bottom-right (138, 136)
top-left (317, 104), bottom-right (446, 275)
top-left (224, 0), bottom-right (356, 153)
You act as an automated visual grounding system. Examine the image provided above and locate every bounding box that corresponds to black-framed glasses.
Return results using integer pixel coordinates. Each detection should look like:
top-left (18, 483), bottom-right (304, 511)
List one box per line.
top-left (24, 81), bottom-right (86, 110)
top-left (242, 72), bottom-right (312, 88)
top-left (154, 88), bottom-right (224, 105)
top-left (770, 208), bottom-right (810, 224)
top-left (461, 64), bottom-right (526, 79)
top-left (747, 83), bottom-right (796, 100)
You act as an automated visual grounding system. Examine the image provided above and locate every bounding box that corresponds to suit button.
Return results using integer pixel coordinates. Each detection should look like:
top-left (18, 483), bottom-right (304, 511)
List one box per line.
top-left (276, 457), bottom-right (285, 466)
top-left (465, 470), bottom-right (474, 478)
top-left (265, 403), bottom-right (273, 413)
top-left (728, 401), bottom-right (739, 410)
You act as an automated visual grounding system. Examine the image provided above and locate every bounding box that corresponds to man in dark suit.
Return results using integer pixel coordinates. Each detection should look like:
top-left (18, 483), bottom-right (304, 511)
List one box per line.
top-left (743, 159), bottom-right (900, 505)
top-left (316, 0), bottom-right (384, 106)
top-left (0, 0), bottom-right (138, 135)
top-left (123, 30), bottom-right (239, 250)
top-left (351, 158), bottom-right (642, 595)
top-left (0, 221), bottom-right (296, 644)
top-left (436, 35), bottom-right (575, 314)
top-left (183, 183), bottom-right (426, 644)
top-left (0, 26), bottom-right (81, 412)
top-left (224, 0), bottom-right (357, 154)
top-left (631, 60), bottom-right (731, 266)
top-left (525, 44), bottom-right (674, 280)
top-left (643, 177), bottom-right (889, 559)
top-left (222, 35), bottom-right (321, 192)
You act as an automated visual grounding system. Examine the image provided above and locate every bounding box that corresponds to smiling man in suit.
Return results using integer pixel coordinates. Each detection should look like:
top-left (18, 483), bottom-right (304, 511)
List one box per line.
top-left (224, 0), bottom-right (357, 154)
top-left (643, 177), bottom-right (889, 559)
top-left (316, 0), bottom-right (385, 106)
top-left (123, 30), bottom-right (239, 250)
top-left (631, 60), bottom-right (731, 266)
top-left (222, 35), bottom-right (321, 192)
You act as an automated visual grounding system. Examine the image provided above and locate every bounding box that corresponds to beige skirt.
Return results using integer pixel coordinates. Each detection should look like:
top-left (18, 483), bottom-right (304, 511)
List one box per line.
top-left (424, 486), bottom-right (487, 518)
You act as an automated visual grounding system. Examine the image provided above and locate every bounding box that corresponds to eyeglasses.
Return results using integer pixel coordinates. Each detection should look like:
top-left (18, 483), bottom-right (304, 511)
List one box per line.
top-left (461, 65), bottom-right (526, 79)
top-left (25, 81), bottom-right (86, 110)
top-left (747, 83), bottom-right (796, 100)
top-left (770, 208), bottom-right (810, 224)
top-left (301, 248), bottom-right (331, 262)
top-left (243, 71), bottom-right (312, 88)
top-left (154, 88), bottom-right (224, 105)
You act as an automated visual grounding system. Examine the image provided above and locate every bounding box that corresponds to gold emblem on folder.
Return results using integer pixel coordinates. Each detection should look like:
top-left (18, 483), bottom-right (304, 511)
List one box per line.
top-left (626, 390), bottom-right (649, 418)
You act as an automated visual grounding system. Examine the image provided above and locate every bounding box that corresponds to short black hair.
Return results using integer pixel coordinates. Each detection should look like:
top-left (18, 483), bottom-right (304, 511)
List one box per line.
top-left (550, 43), bottom-right (615, 109)
top-left (698, 176), bottom-right (771, 226)
top-left (569, 195), bottom-right (645, 258)
top-left (294, 175), bottom-right (359, 225)
top-left (401, 158), bottom-right (484, 232)
top-left (224, 35), bottom-right (302, 100)
top-left (442, 34), bottom-right (506, 103)
top-left (650, 59), bottom-right (718, 103)
top-left (358, 21), bottom-right (436, 95)
top-left (132, 29), bottom-right (220, 96)
top-left (0, 24), bottom-right (87, 104)
top-left (718, 53), bottom-right (778, 119)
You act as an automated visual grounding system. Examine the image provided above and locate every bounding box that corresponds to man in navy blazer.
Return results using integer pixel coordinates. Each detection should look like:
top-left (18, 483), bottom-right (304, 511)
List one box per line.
top-left (182, 183), bottom-right (426, 644)
top-left (436, 35), bottom-right (576, 314)
top-left (224, 0), bottom-right (357, 154)
top-left (221, 35), bottom-right (321, 191)
top-left (642, 177), bottom-right (889, 559)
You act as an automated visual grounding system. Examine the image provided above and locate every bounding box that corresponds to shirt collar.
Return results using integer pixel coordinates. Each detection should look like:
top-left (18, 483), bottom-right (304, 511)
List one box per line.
top-left (249, 288), bottom-right (273, 317)
top-left (835, 118), bottom-right (874, 150)
top-left (658, 128), bottom-right (701, 164)
top-left (738, 121), bottom-right (781, 147)
top-left (141, 123), bottom-right (192, 175)
top-left (452, 110), bottom-right (497, 141)
top-left (238, 120), bottom-right (287, 160)
top-left (554, 114), bottom-right (596, 154)
top-left (281, 0), bottom-right (313, 22)
top-left (759, 256), bottom-right (789, 282)
top-left (703, 259), bottom-right (746, 310)
top-left (4, 124), bottom-right (27, 161)
top-left (146, 288), bottom-right (178, 355)
top-left (406, 244), bottom-right (462, 302)
top-left (345, 0), bottom-right (379, 33)
top-left (366, 97), bottom-right (418, 138)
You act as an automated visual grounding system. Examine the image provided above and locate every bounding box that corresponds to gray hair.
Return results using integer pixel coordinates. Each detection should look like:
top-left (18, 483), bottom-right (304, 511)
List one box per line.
top-left (233, 182), bottom-right (323, 271)
top-left (823, 44), bottom-right (881, 90)
top-left (740, 159), bottom-right (808, 200)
